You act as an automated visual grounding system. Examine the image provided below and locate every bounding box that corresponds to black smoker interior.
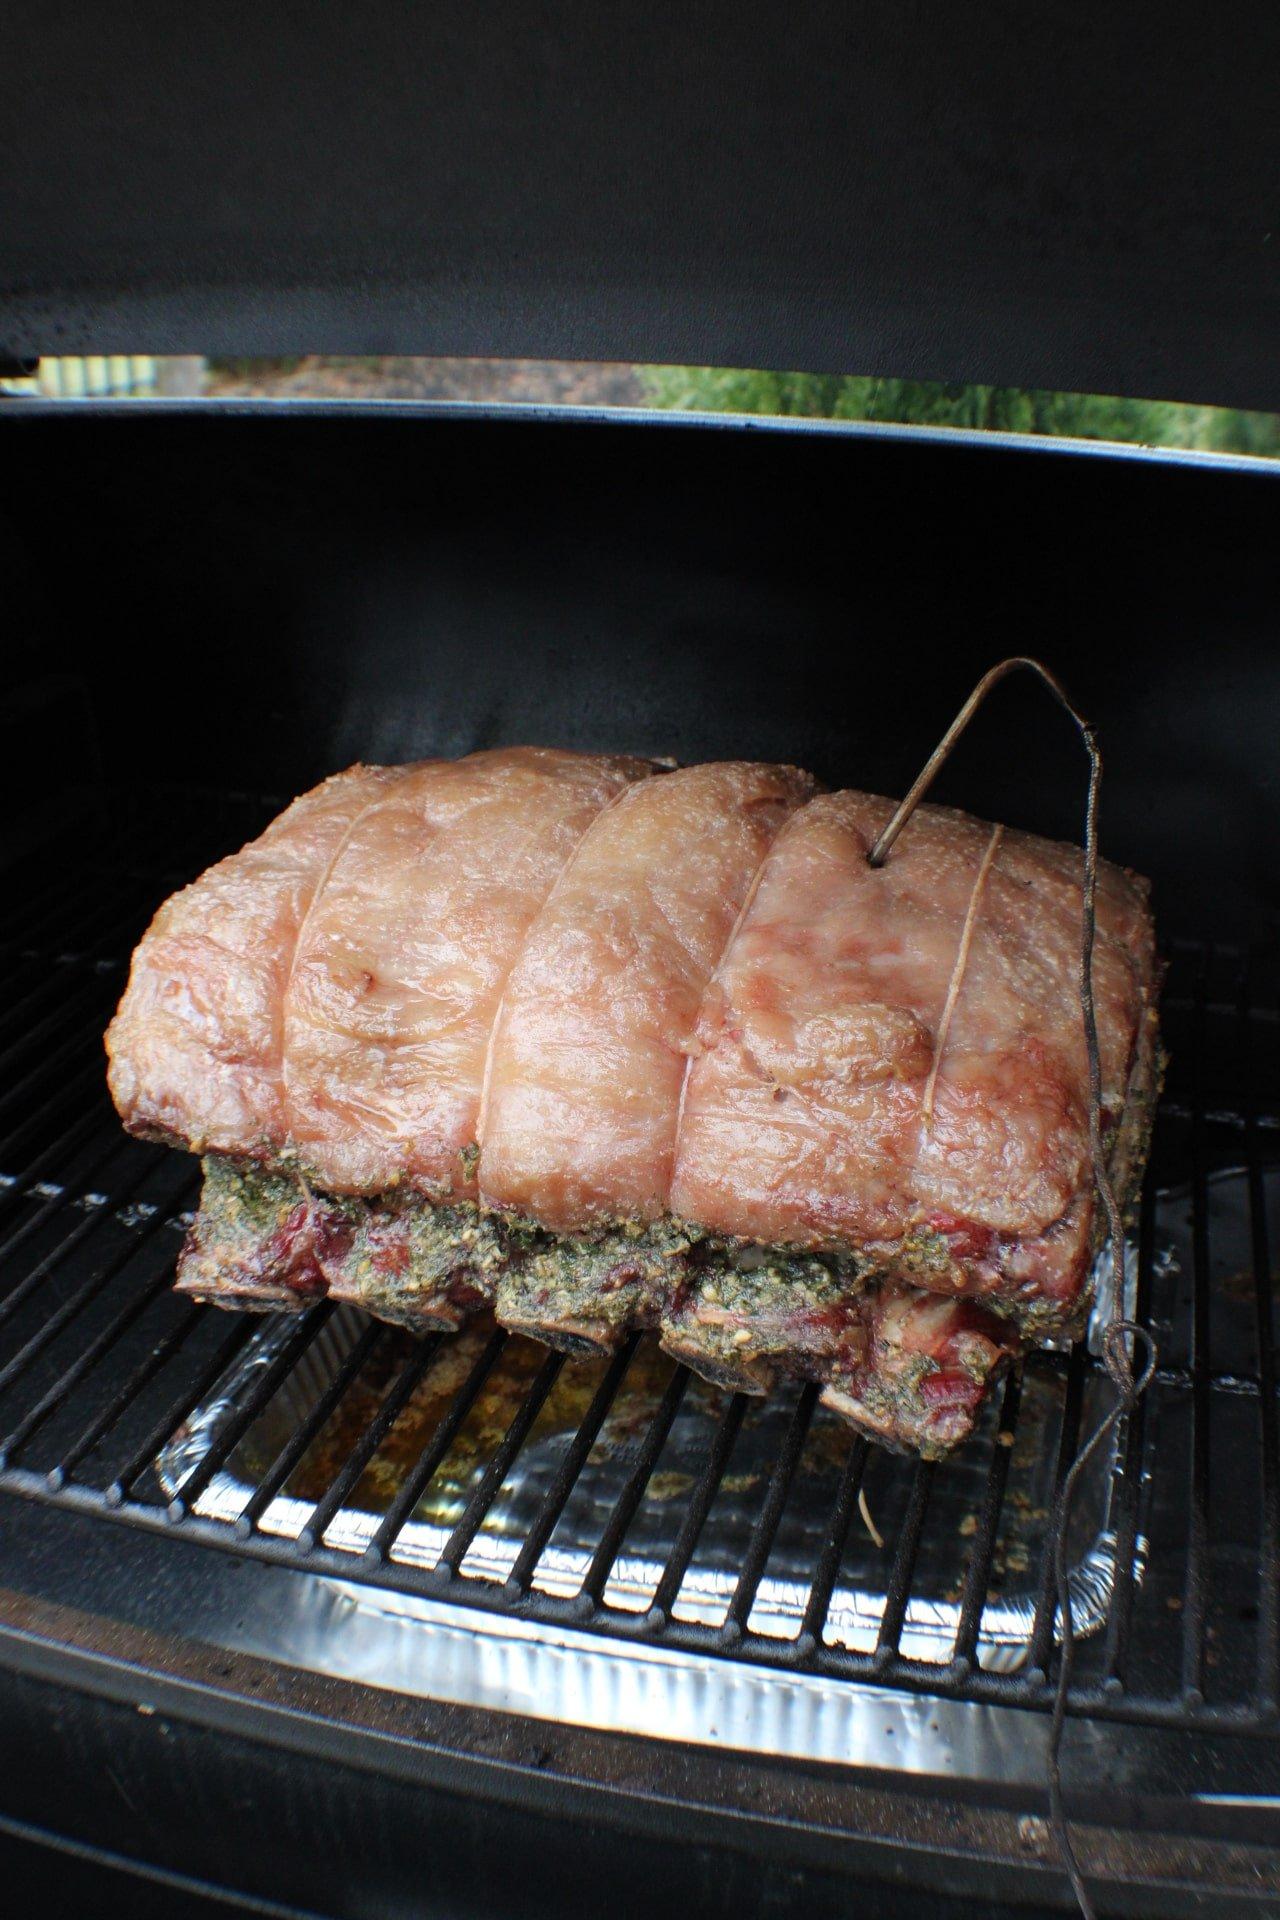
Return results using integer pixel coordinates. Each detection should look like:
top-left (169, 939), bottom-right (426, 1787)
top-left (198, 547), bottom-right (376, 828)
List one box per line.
top-left (0, 404), bottom-right (1277, 1916)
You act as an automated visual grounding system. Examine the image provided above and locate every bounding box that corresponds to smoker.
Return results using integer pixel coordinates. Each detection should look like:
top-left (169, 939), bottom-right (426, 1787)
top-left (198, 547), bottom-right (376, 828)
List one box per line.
top-left (1, 6), bottom-right (1278, 1915)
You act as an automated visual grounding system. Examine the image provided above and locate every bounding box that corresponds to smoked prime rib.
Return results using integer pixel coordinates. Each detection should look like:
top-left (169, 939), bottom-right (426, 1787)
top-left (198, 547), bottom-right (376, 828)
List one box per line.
top-left (105, 749), bottom-right (1160, 1458)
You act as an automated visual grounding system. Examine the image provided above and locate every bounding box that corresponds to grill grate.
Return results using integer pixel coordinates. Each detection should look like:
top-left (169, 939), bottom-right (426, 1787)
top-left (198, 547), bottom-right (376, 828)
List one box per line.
top-left (1, 789), bottom-right (1278, 1737)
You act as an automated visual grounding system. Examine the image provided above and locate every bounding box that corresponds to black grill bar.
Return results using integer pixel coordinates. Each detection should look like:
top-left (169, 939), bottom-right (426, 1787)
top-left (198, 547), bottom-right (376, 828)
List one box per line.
top-left (368, 1329), bottom-right (508, 1565)
top-left (8, 902), bottom-right (126, 981)
top-left (107, 1314), bottom-right (260, 1503)
top-left (0, 1146), bottom-right (168, 1308)
top-left (0, 957), bottom-right (44, 1015)
top-left (2, 885), bottom-right (158, 987)
top-left (1150, 1362), bottom-right (1272, 1394)
top-left (0, 1170), bottom-right (197, 1396)
top-left (875, 1457), bottom-right (935, 1658)
top-left (8, 868), bottom-right (158, 950)
top-left (1181, 949), bottom-right (1213, 1702)
top-left (799, 1431), bottom-right (870, 1651)
top-left (649, 1392), bottom-right (748, 1624)
top-left (506, 1337), bottom-right (638, 1594)
top-left (1101, 1172), bottom-right (1157, 1690)
top-left (0, 1057), bottom-right (106, 1177)
top-left (0, 1114), bottom-right (141, 1250)
top-left (0, 944), bottom-right (112, 1020)
top-left (1243, 955), bottom-right (1280, 1709)
top-left (238, 1320), bottom-right (389, 1538)
top-left (48, 1297), bottom-right (206, 1488)
top-left (0, 973), bottom-right (109, 1070)
top-left (45, 895), bottom-right (164, 971)
top-left (440, 1347), bottom-right (566, 1575)
top-left (1156, 1098), bottom-right (1280, 1131)
top-left (167, 1304), bottom-right (334, 1521)
top-left (297, 1338), bottom-right (442, 1552)
top-left (1024, 1341), bottom-right (1089, 1680)
top-left (723, 1382), bottom-right (818, 1641)
top-left (0, 1013), bottom-right (113, 1127)
top-left (56, 883), bottom-right (167, 958)
top-left (577, 1363), bottom-right (690, 1609)
top-left (0, 1259), bottom-right (175, 1466)
top-left (12, 1451), bottom-right (1277, 1732)
top-left (951, 1370), bottom-right (1021, 1667)
top-left (0, 962), bottom-right (100, 1047)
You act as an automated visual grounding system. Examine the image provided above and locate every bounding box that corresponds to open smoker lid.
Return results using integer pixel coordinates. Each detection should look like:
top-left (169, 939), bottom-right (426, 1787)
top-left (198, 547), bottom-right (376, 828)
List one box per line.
top-left (3, 2), bottom-right (1278, 411)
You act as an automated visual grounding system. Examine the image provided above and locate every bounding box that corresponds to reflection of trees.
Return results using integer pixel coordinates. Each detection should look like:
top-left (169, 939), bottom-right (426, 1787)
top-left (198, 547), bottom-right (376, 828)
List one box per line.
top-left (640, 367), bottom-right (1280, 457)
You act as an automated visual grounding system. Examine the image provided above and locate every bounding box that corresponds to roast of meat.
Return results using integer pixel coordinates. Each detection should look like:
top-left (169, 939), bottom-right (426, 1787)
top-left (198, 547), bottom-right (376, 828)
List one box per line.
top-left (106, 748), bottom-right (1159, 1458)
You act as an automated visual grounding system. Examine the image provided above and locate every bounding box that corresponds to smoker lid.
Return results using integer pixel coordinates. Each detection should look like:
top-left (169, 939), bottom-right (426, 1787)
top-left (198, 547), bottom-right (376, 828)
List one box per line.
top-left (3, 3), bottom-right (1278, 410)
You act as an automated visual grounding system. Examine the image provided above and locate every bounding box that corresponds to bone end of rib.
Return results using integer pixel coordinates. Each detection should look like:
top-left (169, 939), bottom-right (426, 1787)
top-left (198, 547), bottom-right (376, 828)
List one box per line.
top-left (498, 1312), bottom-right (621, 1359)
top-left (659, 1328), bottom-right (776, 1395)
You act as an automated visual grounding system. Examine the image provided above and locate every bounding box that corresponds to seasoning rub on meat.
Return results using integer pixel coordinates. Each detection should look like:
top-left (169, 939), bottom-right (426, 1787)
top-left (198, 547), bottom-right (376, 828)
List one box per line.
top-left (106, 749), bottom-right (1159, 1458)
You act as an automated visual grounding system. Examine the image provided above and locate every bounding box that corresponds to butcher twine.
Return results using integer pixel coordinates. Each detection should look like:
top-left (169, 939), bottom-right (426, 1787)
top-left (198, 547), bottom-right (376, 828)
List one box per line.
top-left (868, 655), bottom-right (1157, 1920)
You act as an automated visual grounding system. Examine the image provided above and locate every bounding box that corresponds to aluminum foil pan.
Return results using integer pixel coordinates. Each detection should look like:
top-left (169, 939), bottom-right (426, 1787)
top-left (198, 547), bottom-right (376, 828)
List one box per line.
top-left (161, 1193), bottom-right (1200, 1677)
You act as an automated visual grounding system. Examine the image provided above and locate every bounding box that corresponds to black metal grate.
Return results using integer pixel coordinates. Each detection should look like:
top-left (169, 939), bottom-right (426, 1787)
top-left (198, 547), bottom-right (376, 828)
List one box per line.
top-left (1, 789), bottom-right (1278, 1736)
